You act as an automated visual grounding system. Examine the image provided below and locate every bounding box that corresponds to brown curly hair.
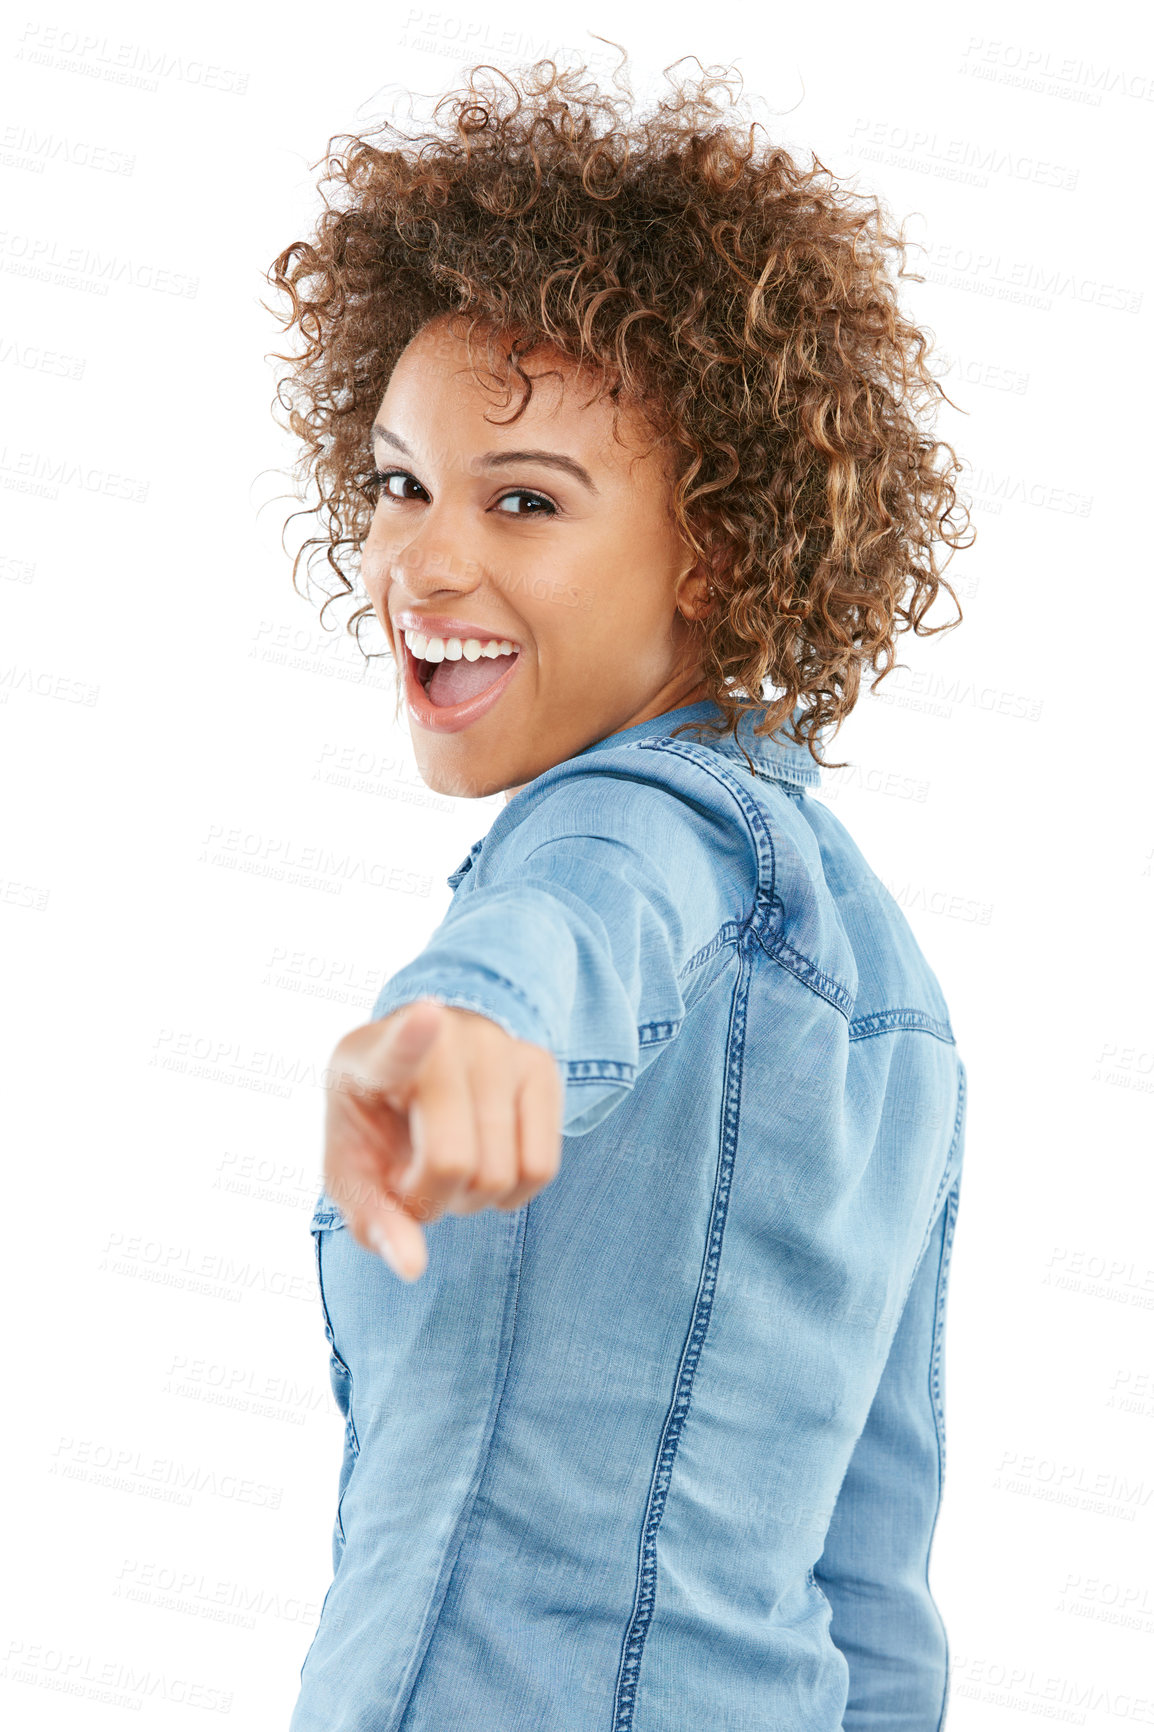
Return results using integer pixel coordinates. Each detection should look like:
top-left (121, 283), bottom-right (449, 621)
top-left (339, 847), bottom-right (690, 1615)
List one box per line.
top-left (267, 51), bottom-right (972, 773)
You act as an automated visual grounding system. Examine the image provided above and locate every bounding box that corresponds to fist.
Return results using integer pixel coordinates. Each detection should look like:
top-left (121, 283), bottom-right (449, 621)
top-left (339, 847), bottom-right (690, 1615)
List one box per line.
top-left (322, 998), bottom-right (564, 1281)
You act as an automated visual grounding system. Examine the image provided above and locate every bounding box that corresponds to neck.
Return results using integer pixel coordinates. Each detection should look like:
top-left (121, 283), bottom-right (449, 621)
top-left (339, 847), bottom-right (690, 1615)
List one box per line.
top-left (502, 684), bottom-right (714, 803)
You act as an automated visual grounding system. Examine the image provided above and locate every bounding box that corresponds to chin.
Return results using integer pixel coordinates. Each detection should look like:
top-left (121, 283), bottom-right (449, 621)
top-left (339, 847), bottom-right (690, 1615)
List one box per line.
top-left (416, 752), bottom-right (507, 802)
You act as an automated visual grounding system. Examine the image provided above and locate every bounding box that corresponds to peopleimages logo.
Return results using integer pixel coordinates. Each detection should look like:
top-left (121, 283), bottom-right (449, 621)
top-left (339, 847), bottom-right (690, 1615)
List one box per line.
top-left (848, 117), bottom-right (1080, 191)
top-left (0, 122), bottom-right (135, 176)
top-left (0, 230), bottom-right (197, 299)
top-left (392, 10), bottom-right (618, 80)
top-left (0, 446), bottom-right (148, 503)
top-left (198, 822), bottom-right (433, 899)
top-left (959, 36), bottom-right (1154, 107)
top-left (15, 22), bottom-right (249, 96)
top-left (0, 335), bottom-right (85, 380)
top-left (921, 242), bottom-right (1141, 314)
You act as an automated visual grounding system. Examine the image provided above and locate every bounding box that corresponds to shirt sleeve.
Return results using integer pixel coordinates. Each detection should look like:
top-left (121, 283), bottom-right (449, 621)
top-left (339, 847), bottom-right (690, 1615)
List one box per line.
top-left (368, 756), bottom-right (757, 1136)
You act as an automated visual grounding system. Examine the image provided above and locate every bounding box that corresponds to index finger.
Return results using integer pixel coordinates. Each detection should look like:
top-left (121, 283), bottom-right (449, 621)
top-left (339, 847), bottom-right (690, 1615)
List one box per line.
top-left (356, 999), bottom-right (448, 1110)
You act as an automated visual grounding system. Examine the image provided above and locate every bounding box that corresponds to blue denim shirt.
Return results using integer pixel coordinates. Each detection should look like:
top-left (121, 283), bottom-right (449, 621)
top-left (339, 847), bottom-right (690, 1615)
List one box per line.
top-left (293, 698), bottom-right (967, 1732)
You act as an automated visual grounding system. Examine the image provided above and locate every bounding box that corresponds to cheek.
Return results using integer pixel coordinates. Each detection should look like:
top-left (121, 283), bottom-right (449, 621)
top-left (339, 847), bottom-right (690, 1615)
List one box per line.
top-left (546, 617), bottom-right (660, 697)
top-left (360, 536), bottom-right (389, 600)
top-left (360, 551), bottom-right (398, 636)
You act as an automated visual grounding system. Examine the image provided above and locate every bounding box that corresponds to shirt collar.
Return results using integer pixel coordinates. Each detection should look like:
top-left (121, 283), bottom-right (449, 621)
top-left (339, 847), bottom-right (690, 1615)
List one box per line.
top-left (446, 699), bottom-right (822, 889)
top-left (573, 698), bottom-right (823, 790)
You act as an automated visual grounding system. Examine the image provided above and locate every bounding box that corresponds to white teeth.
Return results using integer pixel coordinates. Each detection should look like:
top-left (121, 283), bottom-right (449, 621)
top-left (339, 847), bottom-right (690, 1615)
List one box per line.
top-left (403, 628), bottom-right (517, 662)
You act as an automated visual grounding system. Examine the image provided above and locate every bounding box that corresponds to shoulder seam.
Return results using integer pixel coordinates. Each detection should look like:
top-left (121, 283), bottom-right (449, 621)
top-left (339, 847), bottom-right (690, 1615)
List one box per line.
top-left (639, 737), bottom-right (847, 1017)
top-left (634, 736), bottom-right (777, 912)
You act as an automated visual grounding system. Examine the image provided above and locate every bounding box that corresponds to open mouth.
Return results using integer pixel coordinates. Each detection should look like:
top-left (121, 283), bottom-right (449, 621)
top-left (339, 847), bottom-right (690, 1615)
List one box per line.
top-left (406, 634), bottom-right (521, 709)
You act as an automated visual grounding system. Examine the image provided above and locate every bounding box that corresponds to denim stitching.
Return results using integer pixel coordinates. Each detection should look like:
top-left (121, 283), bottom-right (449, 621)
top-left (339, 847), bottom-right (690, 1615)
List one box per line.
top-left (931, 1181), bottom-right (961, 1467)
top-left (311, 1226), bottom-right (357, 1405)
top-left (756, 922), bottom-right (856, 1019)
top-left (665, 724), bottom-right (822, 790)
top-left (310, 1184), bottom-right (343, 1231)
top-left (327, 1362), bottom-right (357, 1559)
top-left (682, 921), bottom-right (744, 977)
top-left (565, 1060), bottom-right (637, 1085)
top-left (437, 744), bottom-right (783, 1083)
top-left (637, 736), bottom-right (777, 911)
top-left (328, 1358), bottom-right (358, 1455)
top-left (637, 1019), bottom-right (681, 1044)
top-left (612, 938), bottom-right (750, 1729)
top-left (772, 934), bottom-right (854, 1009)
top-left (640, 738), bottom-right (868, 1021)
top-left (311, 1227), bottom-right (360, 1563)
top-left (928, 1173), bottom-right (962, 1732)
top-left (849, 1006), bottom-right (956, 1044)
top-left (636, 743), bottom-right (960, 1053)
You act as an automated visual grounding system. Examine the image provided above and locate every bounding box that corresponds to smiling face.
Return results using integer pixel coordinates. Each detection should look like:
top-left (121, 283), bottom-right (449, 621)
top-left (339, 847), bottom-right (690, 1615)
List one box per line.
top-left (360, 316), bottom-right (716, 800)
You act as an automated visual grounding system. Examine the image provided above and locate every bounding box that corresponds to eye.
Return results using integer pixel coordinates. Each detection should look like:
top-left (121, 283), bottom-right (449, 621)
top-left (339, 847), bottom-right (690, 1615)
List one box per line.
top-left (361, 468), bottom-right (557, 517)
top-left (364, 468), bottom-right (428, 504)
top-left (493, 489), bottom-right (557, 517)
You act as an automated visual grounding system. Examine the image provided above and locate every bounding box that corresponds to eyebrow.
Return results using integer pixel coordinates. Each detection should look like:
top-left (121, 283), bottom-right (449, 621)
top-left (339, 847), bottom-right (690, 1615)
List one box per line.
top-left (370, 423), bottom-right (598, 494)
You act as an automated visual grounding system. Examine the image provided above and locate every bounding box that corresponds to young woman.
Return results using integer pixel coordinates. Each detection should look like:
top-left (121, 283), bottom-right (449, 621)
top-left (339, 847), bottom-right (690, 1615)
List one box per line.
top-left (271, 55), bottom-right (972, 1732)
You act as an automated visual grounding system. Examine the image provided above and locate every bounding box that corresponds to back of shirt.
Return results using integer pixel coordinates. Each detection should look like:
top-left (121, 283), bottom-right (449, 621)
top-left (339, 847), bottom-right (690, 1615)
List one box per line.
top-left (570, 716), bottom-right (967, 1731)
top-left (723, 756), bottom-right (967, 1729)
top-left (292, 699), bottom-right (967, 1732)
top-left (772, 779), bottom-right (963, 1725)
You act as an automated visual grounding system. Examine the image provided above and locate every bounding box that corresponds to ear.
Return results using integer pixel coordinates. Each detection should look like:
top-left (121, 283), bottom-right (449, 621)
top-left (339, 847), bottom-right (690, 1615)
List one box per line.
top-left (676, 559), bottom-right (720, 623)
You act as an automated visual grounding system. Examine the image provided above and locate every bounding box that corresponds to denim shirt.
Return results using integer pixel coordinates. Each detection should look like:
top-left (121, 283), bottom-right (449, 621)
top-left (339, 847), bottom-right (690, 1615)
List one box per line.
top-left (293, 698), bottom-right (967, 1732)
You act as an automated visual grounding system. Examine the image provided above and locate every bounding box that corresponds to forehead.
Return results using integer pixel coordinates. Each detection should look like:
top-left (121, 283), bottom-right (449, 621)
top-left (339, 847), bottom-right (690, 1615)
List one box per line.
top-left (384, 316), bottom-right (659, 460)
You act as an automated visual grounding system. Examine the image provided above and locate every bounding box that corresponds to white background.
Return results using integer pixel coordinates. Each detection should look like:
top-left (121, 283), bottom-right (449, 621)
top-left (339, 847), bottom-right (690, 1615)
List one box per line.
top-left (2, 0), bottom-right (1152, 1723)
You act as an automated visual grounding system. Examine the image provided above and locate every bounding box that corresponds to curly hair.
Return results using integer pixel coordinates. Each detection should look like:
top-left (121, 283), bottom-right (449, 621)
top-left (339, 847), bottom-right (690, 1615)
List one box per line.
top-left (267, 50), bottom-right (972, 773)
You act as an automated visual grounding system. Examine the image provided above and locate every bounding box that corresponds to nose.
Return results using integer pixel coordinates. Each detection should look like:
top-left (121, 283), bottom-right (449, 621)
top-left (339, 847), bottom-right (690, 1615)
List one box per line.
top-left (364, 488), bottom-right (484, 599)
top-left (392, 539), bottom-right (485, 597)
top-left (363, 501), bottom-right (488, 661)
top-left (370, 530), bottom-right (487, 657)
